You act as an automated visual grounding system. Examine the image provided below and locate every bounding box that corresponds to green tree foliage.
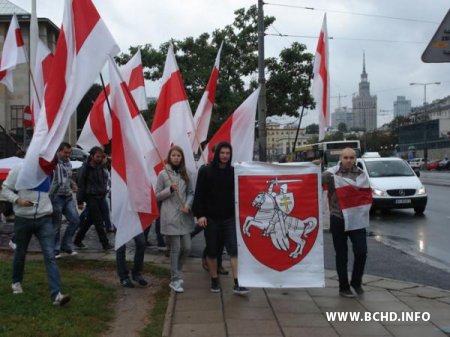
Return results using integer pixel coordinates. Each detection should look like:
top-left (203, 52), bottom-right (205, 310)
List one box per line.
top-left (305, 123), bottom-right (319, 134)
top-left (115, 5), bottom-right (314, 138)
top-left (337, 122), bottom-right (348, 133)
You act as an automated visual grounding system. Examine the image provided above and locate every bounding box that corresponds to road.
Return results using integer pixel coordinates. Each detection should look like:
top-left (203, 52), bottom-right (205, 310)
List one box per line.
top-left (369, 171), bottom-right (450, 272)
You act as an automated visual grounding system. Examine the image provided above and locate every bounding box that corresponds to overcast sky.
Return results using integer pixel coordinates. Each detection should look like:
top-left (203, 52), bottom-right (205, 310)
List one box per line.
top-left (12, 0), bottom-right (450, 127)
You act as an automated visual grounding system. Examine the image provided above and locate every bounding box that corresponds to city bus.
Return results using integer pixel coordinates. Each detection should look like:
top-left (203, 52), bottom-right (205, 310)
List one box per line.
top-left (292, 140), bottom-right (361, 168)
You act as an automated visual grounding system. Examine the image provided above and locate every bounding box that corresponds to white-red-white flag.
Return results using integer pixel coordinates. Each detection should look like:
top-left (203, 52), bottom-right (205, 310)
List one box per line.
top-left (327, 165), bottom-right (372, 231)
top-left (204, 87), bottom-right (260, 164)
top-left (191, 42), bottom-right (223, 152)
top-left (151, 44), bottom-right (196, 174)
top-left (312, 14), bottom-right (330, 141)
top-left (16, 0), bottom-right (119, 190)
top-left (30, 40), bottom-right (54, 128)
top-left (108, 58), bottom-right (159, 249)
top-left (0, 14), bottom-right (27, 92)
top-left (77, 49), bottom-right (147, 151)
top-left (23, 106), bottom-right (32, 128)
top-left (0, 14), bottom-right (27, 71)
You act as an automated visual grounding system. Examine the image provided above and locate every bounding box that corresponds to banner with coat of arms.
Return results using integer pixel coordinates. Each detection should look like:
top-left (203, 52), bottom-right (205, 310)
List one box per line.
top-left (234, 161), bottom-right (324, 288)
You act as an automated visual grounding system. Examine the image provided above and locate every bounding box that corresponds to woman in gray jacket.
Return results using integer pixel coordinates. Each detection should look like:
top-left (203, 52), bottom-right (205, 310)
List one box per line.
top-left (156, 146), bottom-right (195, 293)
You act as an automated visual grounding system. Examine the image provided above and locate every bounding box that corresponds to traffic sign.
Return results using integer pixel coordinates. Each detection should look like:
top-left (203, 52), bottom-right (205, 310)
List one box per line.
top-left (422, 9), bottom-right (450, 63)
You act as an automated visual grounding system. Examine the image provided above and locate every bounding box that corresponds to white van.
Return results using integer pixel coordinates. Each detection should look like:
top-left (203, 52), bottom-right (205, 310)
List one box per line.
top-left (356, 157), bottom-right (427, 214)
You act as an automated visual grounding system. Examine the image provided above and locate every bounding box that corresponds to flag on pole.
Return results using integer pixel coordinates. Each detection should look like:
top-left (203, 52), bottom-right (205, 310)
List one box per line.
top-left (235, 161), bottom-right (324, 288)
top-left (327, 165), bottom-right (372, 231)
top-left (204, 87), bottom-right (260, 164)
top-left (191, 42), bottom-right (223, 152)
top-left (108, 58), bottom-right (159, 249)
top-left (312, 14), bottom-right (330, 141)
top-left (30, 40), bottom-right (54, 128)
top-left (77, 49), bottom-right (147, 151)
top-left (0, 14), bottom-right (27, 71)
top-left (16, 0), bottom-right (119, 190)
top-left (0, 14), bottom-right (27, 92)
top-left (151, 43), bottom-right (197, 174)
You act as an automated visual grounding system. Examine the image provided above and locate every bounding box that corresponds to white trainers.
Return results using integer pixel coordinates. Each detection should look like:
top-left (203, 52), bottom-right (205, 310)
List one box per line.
top-left (8, 240), bottom-right (16, 250)
top-left (169, 280), bottom-right (184, 293)
top-left (52, 292), bottom-right (71, 306)
top-left (11, 282), bottom-right (23, 294)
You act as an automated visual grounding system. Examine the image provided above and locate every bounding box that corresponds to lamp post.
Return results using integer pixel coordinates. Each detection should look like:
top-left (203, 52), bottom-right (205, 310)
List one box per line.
top-left (409, 82), bottom-right (440, 164)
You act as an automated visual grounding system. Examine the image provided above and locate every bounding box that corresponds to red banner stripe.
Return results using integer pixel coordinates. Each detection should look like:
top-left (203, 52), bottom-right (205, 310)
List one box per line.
top-left (111, 108), bottom-right (127, 182)
top-left (336, 185), bottom-right (372, 210)
top-left (206, 67), bottom-right (219, 102)
top-left (128, 65), bottom-right (144, 91)
top-left (72, 0), bottom-right (100, 54)
top-left (89, 88), bottom-right (110, 145)
top-left (151, 71), bottom-right (188, 132)
top-left (316, 31), bottom-right (328, 118)
top-left (206, 114), bottom-right (232, 162)
top-left (15, 28), bottom-right (24, 47)
top-left (121, 82), bottom-right (140, 119)
top-left (44, 28), bottom-right (67, 129)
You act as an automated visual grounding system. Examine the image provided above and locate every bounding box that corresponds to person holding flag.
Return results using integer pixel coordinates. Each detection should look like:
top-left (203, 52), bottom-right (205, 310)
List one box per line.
top-left (321, 148), bottom-right (372, 298)
top-left (155, 146), bottom-right (195, 293)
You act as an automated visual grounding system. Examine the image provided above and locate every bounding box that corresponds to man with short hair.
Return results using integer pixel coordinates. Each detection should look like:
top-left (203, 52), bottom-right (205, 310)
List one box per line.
top-left (193, 141), bottom-right (248, 295)
top-left (49, 142), bottom-right (80, 258)
top-left (321, 147), bottom-right (371, 298)
top-left (1, 164), bottom-right (71, 306)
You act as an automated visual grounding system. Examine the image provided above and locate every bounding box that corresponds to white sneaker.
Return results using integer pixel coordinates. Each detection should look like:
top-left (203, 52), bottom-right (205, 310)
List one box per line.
top-left (52, 292), bottom-right (71, 306)
top-left (169, 280), bottom-right (184, 293)
top-left (8, 240), bottom-right (16, 250)
top-left (11, 282), bottom-right (23, 294)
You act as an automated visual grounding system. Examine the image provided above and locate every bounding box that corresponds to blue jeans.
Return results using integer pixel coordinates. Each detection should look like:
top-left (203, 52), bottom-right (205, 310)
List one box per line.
top-left (52, 195), bottom-right (80, 252)
top-left (116, 233), bottom-right (146, 281)
top-left (13, 215), bottom-right (62, 301)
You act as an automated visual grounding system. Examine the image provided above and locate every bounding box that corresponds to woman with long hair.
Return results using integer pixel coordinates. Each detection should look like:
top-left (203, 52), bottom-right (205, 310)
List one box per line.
top-left (155, 146), bottom-right (195, 293)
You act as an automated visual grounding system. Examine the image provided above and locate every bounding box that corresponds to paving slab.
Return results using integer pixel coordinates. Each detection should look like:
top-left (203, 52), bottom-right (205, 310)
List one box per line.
top-left (226, 319), bottom-right (281, 336)
top-left (282, 327), bottom-right (339, 337)
top-left (171, 323), bottom-right (226, 337)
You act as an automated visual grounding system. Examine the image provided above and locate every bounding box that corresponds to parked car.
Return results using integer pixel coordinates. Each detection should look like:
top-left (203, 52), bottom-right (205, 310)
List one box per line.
top-left (438, 158), bottom-right (450, 170)
top-left (357, 157), bottom-right (427, 214)
top-left (70, 147), bottom-right (88, 162)
top-left (426, 160), bottom-right (440, 171)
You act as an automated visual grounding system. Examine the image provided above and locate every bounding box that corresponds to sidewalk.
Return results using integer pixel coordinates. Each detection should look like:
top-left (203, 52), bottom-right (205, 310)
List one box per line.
top-left (1, 222), bottom-right (450, 337)
top-left (165, 259), bottom-right (450, 337)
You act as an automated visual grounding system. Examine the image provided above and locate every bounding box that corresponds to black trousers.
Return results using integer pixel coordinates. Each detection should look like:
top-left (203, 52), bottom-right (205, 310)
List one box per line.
top-left (74, 196), bottom-right (109, 247)
top-left (330, 215), bottom-right (367, 291)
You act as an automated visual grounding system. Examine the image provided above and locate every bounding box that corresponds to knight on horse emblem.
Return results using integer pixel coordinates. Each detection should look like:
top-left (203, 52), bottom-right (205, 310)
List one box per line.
top-left (243, 177), bottom-right (318, 258)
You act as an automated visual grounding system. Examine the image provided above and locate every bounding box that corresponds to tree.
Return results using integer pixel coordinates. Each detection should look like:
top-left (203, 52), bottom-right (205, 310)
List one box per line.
top-left (305, 123), bottom-right (319, 134)
top-left (337, 122), bottom-right (348, 133)
top-left (116, 6), bottom-right (314, 137)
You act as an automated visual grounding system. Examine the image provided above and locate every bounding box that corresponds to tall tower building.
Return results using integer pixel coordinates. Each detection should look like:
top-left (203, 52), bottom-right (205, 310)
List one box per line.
top-left (352, 53), bottom-right (377, 130)
top-left (393, 96), bottom-right (411, 117)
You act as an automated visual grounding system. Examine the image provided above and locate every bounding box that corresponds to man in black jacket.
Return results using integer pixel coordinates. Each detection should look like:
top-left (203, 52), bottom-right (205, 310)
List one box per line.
top-left (74, 147), bottom-right (112, 250)
top-left (193, 142), bottom-right (248, 295)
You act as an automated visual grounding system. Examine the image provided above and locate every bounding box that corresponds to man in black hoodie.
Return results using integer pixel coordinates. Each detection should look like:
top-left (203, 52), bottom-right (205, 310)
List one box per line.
top-left (193, 141), bottom-right (248, 295)
top-left (74, 146), bottom-right (112, 250)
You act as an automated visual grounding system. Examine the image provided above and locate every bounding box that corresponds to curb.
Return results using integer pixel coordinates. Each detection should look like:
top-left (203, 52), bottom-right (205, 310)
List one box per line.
top-left (162, 288), bottom-right (175, 337)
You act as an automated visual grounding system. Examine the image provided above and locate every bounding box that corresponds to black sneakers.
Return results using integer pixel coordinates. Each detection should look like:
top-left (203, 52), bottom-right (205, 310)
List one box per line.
top-left (339, 288), bottom-right (356, 298)
top-left (233, 285), bottom-right (249, 295)
top-left (351, 285), bottom-right (365, 295)
top-left (121, 278), bottom-right (134, 288)
top-left (132, 275), bottom-right (149, 287)
top-left (210, 278), bottom-right (221, 293)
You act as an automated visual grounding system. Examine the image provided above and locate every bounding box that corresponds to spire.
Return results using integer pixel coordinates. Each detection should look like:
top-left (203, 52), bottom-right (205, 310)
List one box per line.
top-left (361, 51), bottom-right (368, 81)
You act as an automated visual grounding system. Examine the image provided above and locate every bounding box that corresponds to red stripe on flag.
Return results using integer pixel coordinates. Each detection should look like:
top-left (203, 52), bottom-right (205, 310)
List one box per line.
top-left (72, 0), bottom-right (100, 54)
top-left (42, 53), bottom-right (54, 85)
top-left (111, 110), bottom-right (127, 182)
top-left (44, 28), bottom-right (67, 129)
top-left (121, 82), bottom-right (140, 118)
top-left (151, 71), bottom-right (188, 132)
top-left (128, 65), bottom-right (144, 91)
top-left (15, 28), bottom-right (24, 47)
top-left (206, 67), bottom-right (219, 102)
top-left (207, 115), bottom-right (232, 162)
top-left (0, 69), bottom-right (6, 80)
top-left (336, 185), bottom-right (372, 210)
top-left (89, 89), bottom-right (110, 145)
top-left (316, 31), bottom-right (328, 117)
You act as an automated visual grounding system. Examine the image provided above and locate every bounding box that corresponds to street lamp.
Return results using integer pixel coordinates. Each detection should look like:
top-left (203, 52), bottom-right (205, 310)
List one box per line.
top-left (409, 82), bottom-right (440, 105)
top-left (409, 82), bottom-right (440, 165)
